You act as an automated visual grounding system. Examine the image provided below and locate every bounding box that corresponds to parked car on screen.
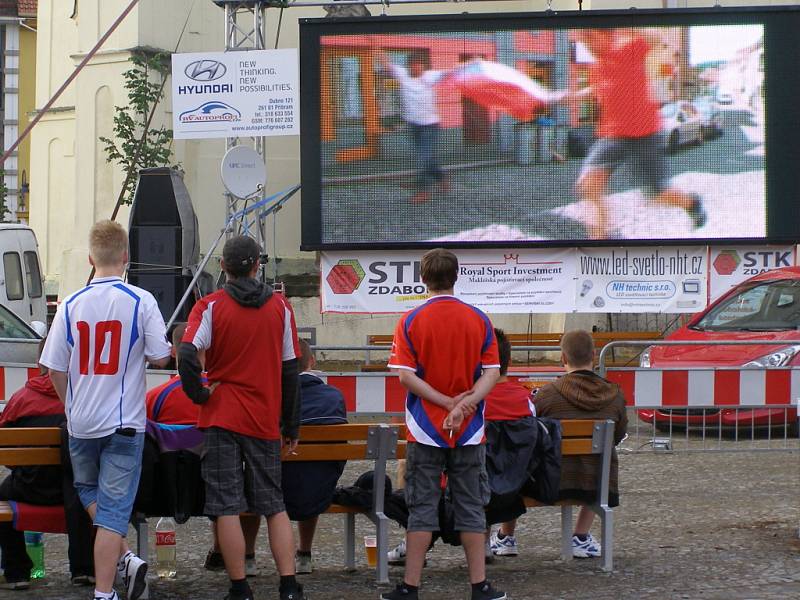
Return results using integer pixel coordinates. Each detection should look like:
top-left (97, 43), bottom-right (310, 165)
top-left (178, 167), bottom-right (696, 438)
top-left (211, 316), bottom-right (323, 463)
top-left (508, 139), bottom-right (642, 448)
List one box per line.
top-left (660, 101), bottom-right (703, 153)
top-left (638, 268), bottom-right (800, 434)
top-left (693, 96), bottom-right (722, 140)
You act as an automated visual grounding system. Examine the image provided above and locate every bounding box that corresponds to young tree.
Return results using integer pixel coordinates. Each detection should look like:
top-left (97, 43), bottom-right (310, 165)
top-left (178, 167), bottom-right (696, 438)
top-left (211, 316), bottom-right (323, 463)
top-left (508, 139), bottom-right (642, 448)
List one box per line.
top-left (100, 52), bottom-right (176, 205)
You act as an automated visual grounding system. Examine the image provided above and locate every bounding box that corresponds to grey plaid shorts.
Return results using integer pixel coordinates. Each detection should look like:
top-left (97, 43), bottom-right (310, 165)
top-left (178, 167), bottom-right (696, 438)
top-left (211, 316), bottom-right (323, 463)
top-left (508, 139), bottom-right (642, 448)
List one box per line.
top-left (201, 427), bottom-right (285, 517)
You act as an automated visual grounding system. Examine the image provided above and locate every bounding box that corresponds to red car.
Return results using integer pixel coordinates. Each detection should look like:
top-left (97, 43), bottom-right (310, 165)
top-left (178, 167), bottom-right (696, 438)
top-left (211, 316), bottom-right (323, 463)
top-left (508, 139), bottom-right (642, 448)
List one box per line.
top-left (637, 267), bottom-right (800, 433)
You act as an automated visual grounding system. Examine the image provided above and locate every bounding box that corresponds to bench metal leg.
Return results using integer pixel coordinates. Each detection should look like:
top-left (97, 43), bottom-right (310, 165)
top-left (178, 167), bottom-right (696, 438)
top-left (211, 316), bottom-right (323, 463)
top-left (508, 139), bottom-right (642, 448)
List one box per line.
top-left (560, 505), bottom-right (573, 561)
top-left (376, 514), bottom-right (390, 584)
top-left (600, 507), bottom-right (613, 572)
top-left (344, 513), bottom-right (356, 572)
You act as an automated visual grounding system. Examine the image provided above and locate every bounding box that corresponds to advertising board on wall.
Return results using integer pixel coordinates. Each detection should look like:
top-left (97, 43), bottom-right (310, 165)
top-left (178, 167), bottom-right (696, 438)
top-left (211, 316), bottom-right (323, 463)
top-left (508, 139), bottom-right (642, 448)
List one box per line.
top-left (172, 49), bottom-right (299, 139)
top-left (708, 246), bottom-right (796, 302)
top-left (575, 247), bottom-right (707, 313)
top-left (321, 249), bottom-right (577, 314)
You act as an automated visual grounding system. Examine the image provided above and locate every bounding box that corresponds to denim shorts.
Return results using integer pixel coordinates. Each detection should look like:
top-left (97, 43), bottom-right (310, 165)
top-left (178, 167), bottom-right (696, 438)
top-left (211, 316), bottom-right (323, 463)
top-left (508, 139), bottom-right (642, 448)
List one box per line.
top-left (69, 432), bottom-right (144, 536)
top-left (405, 442), bottom-right (490, 533)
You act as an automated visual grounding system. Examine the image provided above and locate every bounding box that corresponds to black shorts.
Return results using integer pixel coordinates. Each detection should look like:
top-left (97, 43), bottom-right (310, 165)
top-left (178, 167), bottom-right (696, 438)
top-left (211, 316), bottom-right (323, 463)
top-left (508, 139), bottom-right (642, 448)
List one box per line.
top-left (201, 427), bottom-right (285, 517)
top-left (581, 133), bottom-right (670, 196)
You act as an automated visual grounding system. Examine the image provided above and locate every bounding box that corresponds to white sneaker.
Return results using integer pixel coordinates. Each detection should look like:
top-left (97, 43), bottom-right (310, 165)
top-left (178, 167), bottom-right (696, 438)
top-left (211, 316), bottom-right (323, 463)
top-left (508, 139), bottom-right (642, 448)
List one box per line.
top-left (117, 551), bottom-right (148, 600)
top-left (490, 530), bottom-right (519, 556)
top-left (295, 552), bottom-right (313, 574)
top-left (572, 533), bottom-right (601, 558)
top-left (245, 553), bottom-right (257, 578)
top-left (94, 592), bottom-right (120, 600)
top-left (387, 540), bottom-right (406, 565)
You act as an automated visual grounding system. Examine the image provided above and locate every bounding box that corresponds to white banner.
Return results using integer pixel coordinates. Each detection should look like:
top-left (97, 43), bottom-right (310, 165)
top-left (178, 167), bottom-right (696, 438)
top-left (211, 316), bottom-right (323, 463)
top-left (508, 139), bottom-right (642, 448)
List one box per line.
top-left (321, 249), bottom-right (577, 314)
top-left (575, 247), bottom-right (707, 313)
top-left (709, 246), bottom-right (795, 302)
top-left (171, 49), bottom-right (299, 139)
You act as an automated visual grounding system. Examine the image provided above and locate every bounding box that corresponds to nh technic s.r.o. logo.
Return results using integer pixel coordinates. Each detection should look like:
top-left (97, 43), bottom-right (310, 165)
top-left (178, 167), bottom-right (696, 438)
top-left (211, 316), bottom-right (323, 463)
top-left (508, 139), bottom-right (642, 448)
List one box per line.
top-left (713, 250), bottom-right (740, 276)
top-left (184, 60), bottom-right (227, 82)
top-left (326, 260), bottom-right (365, 294)
top-left (179, 101), bottom-right (241, 123)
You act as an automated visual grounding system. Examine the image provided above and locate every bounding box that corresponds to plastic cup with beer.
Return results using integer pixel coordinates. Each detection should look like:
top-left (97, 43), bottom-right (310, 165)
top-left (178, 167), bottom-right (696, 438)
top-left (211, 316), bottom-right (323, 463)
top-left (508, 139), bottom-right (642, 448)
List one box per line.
top-left (364, 535), bottom-right (377, 567)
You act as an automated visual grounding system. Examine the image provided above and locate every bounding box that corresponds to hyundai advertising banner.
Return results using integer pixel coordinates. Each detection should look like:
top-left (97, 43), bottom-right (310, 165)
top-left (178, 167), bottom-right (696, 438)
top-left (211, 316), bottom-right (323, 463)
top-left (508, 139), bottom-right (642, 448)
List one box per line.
top-left (320, 249), bottom-right (577, 314)
top-left (171, 49), bottom-right (299, 139)
top-left (574, 247), bottom-right (708, 314)
top-left (708, 246), bottom-right (796, 302)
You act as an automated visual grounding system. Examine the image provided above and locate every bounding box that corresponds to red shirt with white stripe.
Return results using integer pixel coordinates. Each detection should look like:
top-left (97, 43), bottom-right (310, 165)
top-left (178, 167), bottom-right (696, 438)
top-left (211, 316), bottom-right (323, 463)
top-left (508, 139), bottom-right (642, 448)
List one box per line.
top-left (388, 295), bottom-right (500, 448)
top-left (182, 289), bottom-right (299, 440)
top-left (484, 380), bottom-right (536, 422)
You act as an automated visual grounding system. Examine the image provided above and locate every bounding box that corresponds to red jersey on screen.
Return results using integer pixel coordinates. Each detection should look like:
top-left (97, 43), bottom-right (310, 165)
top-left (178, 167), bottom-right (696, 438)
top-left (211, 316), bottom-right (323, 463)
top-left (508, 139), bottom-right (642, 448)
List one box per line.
top-left (146, 375), bottom-right (201, 425)
top-left (183, 289), bottom-right (300, 440)
top-left (484, 380), bottom-right (536, 422)
top-left (591, 35), bottom-right (661, 138)
top-left (388, 295), bottom-right (500, 448)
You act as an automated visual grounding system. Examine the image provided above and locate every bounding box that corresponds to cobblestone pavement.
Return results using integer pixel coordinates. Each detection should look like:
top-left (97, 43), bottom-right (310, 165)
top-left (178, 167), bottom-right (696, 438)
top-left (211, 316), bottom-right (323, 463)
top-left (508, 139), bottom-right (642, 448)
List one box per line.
top-left (6, 449), bottom-right (799, 600)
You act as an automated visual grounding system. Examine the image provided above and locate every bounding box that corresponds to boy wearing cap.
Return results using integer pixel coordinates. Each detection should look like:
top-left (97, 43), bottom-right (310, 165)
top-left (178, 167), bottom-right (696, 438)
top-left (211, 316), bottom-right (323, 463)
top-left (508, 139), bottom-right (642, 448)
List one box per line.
top-left (178, 236), bottom-right (304, 600)
top-left (384, 248), bottom-right (505, 600)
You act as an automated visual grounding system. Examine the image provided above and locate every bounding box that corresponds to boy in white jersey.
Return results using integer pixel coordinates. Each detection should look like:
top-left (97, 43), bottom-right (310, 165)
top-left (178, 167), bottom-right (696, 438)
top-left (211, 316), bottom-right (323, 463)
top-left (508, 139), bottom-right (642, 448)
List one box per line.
top-left (41, 221), bottom-right (171, 600)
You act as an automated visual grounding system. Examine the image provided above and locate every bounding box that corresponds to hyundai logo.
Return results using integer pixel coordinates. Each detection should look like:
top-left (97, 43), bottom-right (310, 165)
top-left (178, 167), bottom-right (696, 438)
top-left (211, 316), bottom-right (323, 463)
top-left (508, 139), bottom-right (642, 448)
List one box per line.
top-left (184, 60), bottom-right (227, 82)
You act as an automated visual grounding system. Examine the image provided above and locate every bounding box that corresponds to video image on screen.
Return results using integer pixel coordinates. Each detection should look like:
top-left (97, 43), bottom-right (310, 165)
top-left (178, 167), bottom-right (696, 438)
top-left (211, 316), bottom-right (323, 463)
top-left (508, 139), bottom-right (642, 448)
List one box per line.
top-left (316, 23), bottom-right (765, 245)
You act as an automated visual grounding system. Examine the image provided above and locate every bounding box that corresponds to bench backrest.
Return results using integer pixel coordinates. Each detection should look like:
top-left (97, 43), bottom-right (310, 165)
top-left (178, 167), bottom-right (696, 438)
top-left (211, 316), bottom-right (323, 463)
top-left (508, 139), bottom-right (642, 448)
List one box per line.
top-left (559, 418), bottom-right (615, 507)
top-left (367, 332), bottom-right (660, 349)
top-left (284, 423), bottom-right (402, 462)
top-left (0, 427), bottom-right (62, 466)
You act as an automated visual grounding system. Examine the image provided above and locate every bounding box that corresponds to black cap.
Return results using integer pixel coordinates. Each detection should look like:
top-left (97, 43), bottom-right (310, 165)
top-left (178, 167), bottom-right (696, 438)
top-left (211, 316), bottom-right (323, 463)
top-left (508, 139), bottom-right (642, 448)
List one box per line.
top-left (222, 236), bottom-right (260, 277)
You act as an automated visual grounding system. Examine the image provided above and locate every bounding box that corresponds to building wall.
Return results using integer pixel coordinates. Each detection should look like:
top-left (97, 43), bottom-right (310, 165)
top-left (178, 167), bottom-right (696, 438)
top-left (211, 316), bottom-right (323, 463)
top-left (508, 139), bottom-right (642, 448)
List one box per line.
top-left (16, 23), bottom-right (36, 220)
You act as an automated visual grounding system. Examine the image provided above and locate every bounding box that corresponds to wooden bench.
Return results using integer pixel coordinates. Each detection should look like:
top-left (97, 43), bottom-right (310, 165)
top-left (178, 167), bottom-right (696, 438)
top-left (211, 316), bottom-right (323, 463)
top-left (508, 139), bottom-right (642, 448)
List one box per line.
top-left (364, 331), bottom-right (660, 370)
top-left (522, 419), bottom-right (616, 572)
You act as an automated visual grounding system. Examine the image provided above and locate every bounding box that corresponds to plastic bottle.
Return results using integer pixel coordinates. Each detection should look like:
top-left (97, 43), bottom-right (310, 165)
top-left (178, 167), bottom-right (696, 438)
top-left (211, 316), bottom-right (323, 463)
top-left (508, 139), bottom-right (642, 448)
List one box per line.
top-left (155, 517), bottom-right (177, 579)
top-left (24, 532), bottom-right (45, 579)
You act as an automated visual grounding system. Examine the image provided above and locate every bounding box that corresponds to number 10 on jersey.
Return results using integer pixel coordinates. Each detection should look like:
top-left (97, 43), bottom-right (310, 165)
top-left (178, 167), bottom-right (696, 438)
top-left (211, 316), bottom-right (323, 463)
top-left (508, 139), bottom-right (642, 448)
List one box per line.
top-left (76, 320), bottom-right (123, 375)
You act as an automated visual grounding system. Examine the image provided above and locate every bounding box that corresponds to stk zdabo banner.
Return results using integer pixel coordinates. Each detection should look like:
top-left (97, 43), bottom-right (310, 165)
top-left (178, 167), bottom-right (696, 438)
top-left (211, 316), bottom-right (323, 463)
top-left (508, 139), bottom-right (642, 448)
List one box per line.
top-left (708, 246), bottom-right (796, 302)
top-left (321, 249), bottom-right (577, 314)
top-left (575, 247), bottom-right (707, 313)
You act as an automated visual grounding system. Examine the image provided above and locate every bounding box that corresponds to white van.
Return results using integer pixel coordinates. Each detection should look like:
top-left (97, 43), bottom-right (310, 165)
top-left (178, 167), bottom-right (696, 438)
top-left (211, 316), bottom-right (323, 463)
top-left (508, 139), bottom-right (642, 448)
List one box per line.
top-left (0, 224), bottom-right (46, 326)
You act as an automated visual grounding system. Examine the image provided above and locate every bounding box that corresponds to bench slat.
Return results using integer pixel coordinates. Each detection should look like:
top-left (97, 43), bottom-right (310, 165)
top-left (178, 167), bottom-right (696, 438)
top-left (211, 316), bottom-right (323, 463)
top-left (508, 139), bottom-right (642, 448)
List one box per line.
top-left (560, 420), bottom-right (598, 438)
top-left (561, 438), bottom-right (599, 456)
top-left (0, 428), bottom-right (62, 447)
top-left (0, 447), bottom-right (61, 465)
top-left (284, 444), bottom-right (375, 461)
top-left (0, 501), bottom-right (12, 522)
top-left (298, 424), bottom-right (379, 441)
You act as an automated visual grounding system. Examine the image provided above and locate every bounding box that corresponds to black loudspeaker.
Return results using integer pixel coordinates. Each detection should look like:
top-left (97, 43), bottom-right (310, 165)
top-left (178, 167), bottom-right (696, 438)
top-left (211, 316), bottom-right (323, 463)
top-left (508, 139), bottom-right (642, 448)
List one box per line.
top-left (128, 168), bottom-right (201, 322)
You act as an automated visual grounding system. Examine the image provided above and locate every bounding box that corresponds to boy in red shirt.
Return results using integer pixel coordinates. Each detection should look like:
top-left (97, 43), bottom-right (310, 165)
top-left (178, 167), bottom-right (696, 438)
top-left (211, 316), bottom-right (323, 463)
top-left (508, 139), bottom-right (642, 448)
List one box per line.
top-left (575, 28), bottom-right (706, 239)
top-left (384, 248), bottom-right (504, 600)
top-left (179, 236), bottom-right (304, 600)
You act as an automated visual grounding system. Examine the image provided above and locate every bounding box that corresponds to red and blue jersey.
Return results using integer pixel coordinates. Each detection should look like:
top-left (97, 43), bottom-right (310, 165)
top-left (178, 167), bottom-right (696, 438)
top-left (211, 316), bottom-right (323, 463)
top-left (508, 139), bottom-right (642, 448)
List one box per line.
top-left (388, 295), bottom-right (499, 448)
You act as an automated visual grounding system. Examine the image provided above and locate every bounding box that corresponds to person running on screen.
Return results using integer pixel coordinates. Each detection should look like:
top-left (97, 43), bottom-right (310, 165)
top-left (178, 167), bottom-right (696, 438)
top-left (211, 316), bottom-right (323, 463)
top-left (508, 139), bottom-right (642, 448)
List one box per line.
top-left (41, 220), bottom-right (172, 600)
top-left (381, 52), bottom-right (450, 204)
top-left (384, 248), bottom-right (505, 600)
top-left (572, 28), bottom-right (706, 239)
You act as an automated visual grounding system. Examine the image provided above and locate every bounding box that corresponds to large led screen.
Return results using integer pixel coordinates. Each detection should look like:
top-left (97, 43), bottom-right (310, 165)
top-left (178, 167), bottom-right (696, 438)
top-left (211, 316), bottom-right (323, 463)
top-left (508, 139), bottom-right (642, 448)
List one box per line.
top-left (300, 8), bottom-right (800, 249)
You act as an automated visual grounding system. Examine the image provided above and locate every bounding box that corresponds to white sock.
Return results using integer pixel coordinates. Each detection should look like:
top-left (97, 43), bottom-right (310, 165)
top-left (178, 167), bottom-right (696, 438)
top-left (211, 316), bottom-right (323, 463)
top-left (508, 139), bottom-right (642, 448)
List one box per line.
top-left (94, 590), bottom-right (116, 599)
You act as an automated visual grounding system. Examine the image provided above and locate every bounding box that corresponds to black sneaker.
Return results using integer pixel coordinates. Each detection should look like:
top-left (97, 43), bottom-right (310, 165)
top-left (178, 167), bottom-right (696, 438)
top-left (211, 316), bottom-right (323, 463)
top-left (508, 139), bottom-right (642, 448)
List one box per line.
top-left (280, 583), bottom-right (307, 600)
top-left (205, 550), bottom-right (226, 571)
top-left (223, 592), bottom-right (253, 600)
top-left (471, 581), bottom-right (507, 600)
top-left (380, 583), bottom-right (419, 600)
top-left (686, 195), bottom-right (707, 229)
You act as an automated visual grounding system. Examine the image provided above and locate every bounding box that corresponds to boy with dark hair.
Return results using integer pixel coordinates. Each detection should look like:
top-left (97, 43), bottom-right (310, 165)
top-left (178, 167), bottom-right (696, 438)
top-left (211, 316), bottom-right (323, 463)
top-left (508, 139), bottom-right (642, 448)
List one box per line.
top-left (282, 339), bottom-right (348, 575)
top-left (534, 330), bottom-right (628, 558)
top-left (484, 329), bottom-right (537, 557)
top-left (384, 248), bottom-right (504, 600)
top-left (179, 235), bottom-right (305, 600)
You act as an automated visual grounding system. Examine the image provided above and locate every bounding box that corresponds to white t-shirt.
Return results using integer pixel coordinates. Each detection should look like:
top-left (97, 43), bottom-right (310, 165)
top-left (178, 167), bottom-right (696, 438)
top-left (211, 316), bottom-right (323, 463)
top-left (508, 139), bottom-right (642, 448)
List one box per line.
top-left (389, 64), bottom-right (443, 126)
top-left (40, 276), bottom-right (171, 439)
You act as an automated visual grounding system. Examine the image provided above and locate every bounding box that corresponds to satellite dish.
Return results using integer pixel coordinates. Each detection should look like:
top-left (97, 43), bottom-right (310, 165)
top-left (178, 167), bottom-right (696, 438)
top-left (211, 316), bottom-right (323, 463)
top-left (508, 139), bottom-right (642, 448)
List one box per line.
top-left (220, 145), bottom-right (267, 199)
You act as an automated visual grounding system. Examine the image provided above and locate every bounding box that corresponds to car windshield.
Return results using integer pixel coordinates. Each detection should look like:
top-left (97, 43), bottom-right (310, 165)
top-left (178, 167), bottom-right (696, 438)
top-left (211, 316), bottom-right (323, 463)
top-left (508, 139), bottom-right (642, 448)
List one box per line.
top-left (660, 103), bottom-right (677, 118)
top-left (692, 279), bottom-right (800, 332)
top-left (0, 304), bottom-right (38, 340)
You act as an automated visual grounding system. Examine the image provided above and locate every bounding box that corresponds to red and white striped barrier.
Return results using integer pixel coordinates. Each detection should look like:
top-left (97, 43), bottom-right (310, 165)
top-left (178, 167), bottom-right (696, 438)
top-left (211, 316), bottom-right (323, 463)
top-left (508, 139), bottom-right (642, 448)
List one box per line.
top-left (606, 368), bottom-right (800, 407)
top-left (7, 364), bottom-right (793, 413)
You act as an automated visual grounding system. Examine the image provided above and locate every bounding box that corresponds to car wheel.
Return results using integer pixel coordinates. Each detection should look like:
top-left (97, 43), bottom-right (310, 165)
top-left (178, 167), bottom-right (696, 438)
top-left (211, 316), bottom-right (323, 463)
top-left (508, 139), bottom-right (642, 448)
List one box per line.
top-left (667, 130), bottom-right (680, 154)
